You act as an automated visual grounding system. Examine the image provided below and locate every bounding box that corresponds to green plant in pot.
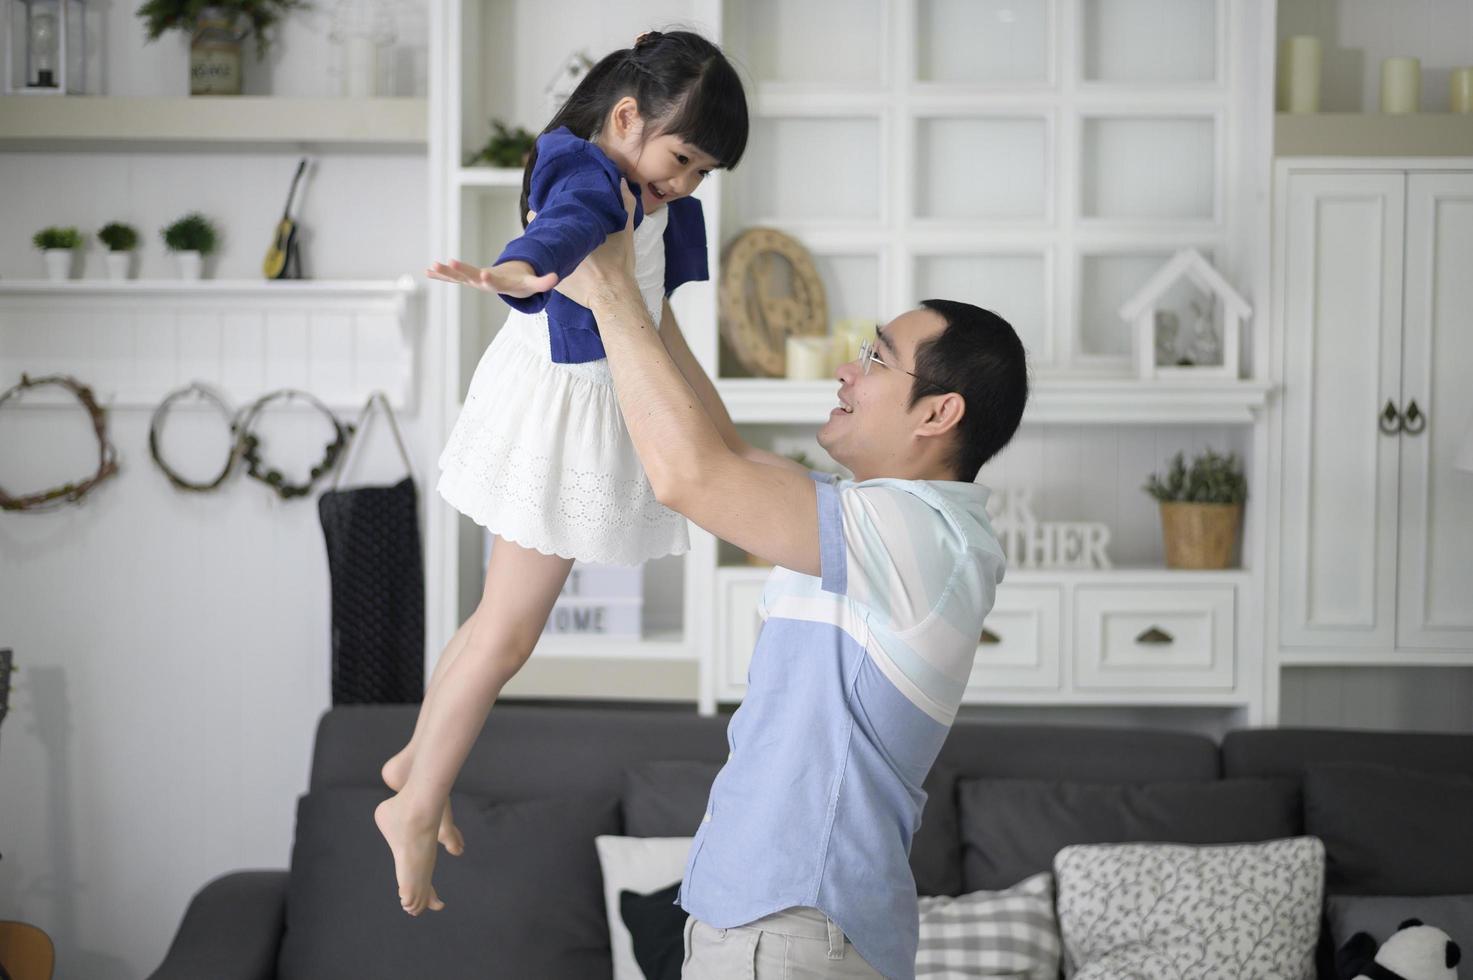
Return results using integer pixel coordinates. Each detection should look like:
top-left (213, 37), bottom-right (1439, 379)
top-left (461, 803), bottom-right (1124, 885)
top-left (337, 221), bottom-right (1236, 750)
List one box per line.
top-left (465, 120), bottom-right (536, 168)
top-left (136, 0), bottom-right (309, 96)
top-left (1143, 448), bottom-right (1247, 569)
top-left (98, 222), bottom-right (140, 281)
top-left (32, 226), bottom-right (82, 282)
top-left (161, 212), bottom-right (219, 281)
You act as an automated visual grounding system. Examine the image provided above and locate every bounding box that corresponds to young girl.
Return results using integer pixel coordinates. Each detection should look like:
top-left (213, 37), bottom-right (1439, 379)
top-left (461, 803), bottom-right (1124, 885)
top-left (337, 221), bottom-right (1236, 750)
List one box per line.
top-left (380, 30), bottom-right (748, 915)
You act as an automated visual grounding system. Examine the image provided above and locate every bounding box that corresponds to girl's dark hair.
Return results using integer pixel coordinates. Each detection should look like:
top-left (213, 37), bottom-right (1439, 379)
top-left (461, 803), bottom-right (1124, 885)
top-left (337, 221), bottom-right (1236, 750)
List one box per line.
top-left (520, 30), bottom-right (749, 225)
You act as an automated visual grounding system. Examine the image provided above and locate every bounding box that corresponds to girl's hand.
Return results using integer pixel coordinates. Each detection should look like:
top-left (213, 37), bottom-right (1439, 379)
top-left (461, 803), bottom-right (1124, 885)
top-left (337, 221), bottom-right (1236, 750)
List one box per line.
top-left (425, 258), bottom-right (558, 298)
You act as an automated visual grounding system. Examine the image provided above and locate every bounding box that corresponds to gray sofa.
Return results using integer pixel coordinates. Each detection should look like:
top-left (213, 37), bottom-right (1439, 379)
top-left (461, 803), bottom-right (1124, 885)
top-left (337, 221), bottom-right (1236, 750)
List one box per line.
top-left (149, 704), bottom-right (1473, 980)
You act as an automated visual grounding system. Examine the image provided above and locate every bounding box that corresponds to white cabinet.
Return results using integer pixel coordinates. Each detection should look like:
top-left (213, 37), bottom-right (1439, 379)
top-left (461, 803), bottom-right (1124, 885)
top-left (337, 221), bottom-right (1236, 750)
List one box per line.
top-left (1276, 164), bottom-right (1473, 663)
top-left (715, 571), bottom-right (1246, 706)
top-left (1074, 584), bottom-right (1235, 690)
top-left (967, 584), bottom-right (1064, 693)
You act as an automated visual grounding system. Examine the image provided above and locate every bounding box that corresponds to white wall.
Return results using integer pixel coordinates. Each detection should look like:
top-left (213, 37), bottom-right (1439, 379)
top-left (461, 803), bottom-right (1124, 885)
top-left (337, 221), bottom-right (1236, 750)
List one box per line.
top-left (0, 6), bottom-right (432, 979)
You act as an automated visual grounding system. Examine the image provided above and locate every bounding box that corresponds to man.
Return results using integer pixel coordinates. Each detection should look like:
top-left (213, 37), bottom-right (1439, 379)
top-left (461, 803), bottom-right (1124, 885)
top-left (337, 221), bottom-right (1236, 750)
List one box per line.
top-left (432, 181), bottom-right (1027, 979)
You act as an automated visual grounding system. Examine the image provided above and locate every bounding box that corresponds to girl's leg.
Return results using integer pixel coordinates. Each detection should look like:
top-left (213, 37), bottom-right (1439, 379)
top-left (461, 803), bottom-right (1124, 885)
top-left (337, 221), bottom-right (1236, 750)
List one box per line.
top-left (381, 616), bottom-right (476, 854)
top-left (374, 535), bottom-right (573, 915)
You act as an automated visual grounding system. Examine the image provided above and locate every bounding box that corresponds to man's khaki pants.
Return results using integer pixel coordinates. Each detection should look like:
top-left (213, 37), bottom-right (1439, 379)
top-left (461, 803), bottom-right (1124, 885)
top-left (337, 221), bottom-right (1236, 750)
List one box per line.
top-left (681, 907), bottom-right (887, 979)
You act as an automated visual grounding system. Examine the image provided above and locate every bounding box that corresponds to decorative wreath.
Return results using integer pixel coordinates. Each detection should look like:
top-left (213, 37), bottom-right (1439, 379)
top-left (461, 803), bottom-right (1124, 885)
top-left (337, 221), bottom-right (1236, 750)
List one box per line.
top-left (235, 389), bottom-right (354, 501)
top-left (0, 374), bottom-right (119, 513)
top-left (148, 382), bottom-right (241, 493)
top-left (718, 227), bottom-right (829, 378)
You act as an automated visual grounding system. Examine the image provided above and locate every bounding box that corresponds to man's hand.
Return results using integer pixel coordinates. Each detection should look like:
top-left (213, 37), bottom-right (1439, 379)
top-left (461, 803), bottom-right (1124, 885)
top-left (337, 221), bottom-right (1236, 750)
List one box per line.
top-left (553, 178), bottom-right (639, 308)
top-left (425, 258), bottom-right (558, 298)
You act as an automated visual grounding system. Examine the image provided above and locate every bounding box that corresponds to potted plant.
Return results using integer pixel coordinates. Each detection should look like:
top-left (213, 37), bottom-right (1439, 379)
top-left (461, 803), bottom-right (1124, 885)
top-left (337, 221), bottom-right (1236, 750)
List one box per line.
top-left (161, 213), bottom-right (219, 280)
top-left (32, 226), bottom-right (82, 281)
top-left (98, 222), bottom-right (140, 281)
top-left (1143, 449), bottom-right (1248, 570)
top-left (465, 119), bottom-right (536, 168)
top-left (136, 0), bottom-right (308, 95)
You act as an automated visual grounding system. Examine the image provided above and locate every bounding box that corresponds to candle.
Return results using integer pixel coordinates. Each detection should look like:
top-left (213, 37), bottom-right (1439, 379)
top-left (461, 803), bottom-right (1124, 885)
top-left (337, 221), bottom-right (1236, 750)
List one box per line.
top-left (1380, 57), bottom-right (1421, 115)
top-left (785, 337), bottom-right (831, 380)
top-left (831, 318), bottom-right (875, 369)
top-left (345, 36), bottom-right (378, 98)
top-left (1277, 36), bottom-right (1321, 114)
top-left (1452, 68), bottom-right (1473, 115)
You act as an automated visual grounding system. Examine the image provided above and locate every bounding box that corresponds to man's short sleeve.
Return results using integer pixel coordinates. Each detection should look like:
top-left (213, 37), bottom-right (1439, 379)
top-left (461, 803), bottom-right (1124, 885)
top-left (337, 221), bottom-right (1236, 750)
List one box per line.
top-left (815, 480), bottom-right (965, 632)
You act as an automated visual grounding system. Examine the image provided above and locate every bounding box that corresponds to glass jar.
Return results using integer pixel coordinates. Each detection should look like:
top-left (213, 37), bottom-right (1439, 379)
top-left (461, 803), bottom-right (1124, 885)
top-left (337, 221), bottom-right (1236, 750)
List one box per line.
top-left (190, 7), bottom-right (244, 96)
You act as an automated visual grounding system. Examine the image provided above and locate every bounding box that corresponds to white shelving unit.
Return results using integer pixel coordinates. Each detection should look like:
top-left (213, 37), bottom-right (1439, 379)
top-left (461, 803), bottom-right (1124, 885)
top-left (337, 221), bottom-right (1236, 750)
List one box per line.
top-left (428, 0), bottom-right (1276, 719)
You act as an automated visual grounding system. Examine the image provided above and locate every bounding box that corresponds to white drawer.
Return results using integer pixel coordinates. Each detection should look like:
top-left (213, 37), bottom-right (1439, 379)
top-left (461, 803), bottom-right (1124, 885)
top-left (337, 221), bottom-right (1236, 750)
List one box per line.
top-left (967, 584), bottom-right (1063, 694)
top-left (715, 569), bottom-right (768, 700)
top-left (1074, 585), bottom-right (1235, 690)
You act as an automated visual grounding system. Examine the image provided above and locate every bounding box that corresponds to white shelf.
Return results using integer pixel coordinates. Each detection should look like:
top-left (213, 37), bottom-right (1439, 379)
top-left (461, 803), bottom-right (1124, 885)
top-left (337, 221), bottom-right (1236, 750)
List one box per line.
top-left (0, 277), bottom-right (420, 409)
top-left (455, 167), bottom-right (524, 188)
top-left (0, 96), bottom-right (428, 147)
top-left (716, 378), bottom-right (1274, 425)
top-left (0, 277), bottom-right (419, 298)
top-left (1275, 113), bottom-right (1473, 158)
top-left (724, 564), bottom-right (1252, 585)
top-left (532, 632), bottom-right (692, 661)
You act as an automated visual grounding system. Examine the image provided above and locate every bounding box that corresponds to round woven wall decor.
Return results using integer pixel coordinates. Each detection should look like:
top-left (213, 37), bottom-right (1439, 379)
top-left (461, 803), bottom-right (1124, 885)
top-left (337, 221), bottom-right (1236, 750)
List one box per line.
top-left (718, 227), bottom-right (828, 377)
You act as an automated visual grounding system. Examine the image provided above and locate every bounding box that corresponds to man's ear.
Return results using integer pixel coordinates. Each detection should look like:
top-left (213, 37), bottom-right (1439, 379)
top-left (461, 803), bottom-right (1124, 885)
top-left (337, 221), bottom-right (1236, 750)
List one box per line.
top-left (919, 391), bottom-right (966, 438)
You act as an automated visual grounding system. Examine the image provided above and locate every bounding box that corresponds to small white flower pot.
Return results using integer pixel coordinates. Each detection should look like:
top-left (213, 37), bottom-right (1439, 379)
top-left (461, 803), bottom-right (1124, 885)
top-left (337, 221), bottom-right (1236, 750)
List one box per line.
top-left (105, 251), bottom-right (133, 281)
top-left (43, 249), bottom-right (73, 281)
top-left (175, 251), bottom-right (203, 280)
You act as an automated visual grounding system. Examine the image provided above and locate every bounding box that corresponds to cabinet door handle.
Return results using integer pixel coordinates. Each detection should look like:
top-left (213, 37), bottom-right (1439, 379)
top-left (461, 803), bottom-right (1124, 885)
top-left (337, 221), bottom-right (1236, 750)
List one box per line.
top-left (1135, 626), bottom-right (1175, 645)
top-left (980, 627), bottom-right (1002, 645)
top-left (1379, 400), bottom-right (1403, 435)
top-left (1402, 399), bottom-right (1426, 435)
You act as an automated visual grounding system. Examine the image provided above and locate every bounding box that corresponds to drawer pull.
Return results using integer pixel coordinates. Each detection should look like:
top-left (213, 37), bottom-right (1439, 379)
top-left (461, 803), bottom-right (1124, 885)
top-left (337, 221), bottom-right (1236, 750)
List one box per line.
top-left (1135, 626), bottom-right (1175, 645)
top-left (980, 627), bottom-right (1002, 645)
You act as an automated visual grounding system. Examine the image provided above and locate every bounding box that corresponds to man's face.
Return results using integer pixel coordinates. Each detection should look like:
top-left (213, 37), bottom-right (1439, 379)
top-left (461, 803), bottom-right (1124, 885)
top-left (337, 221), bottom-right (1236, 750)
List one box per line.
top-left (818, 307), bottom-right (948, 482)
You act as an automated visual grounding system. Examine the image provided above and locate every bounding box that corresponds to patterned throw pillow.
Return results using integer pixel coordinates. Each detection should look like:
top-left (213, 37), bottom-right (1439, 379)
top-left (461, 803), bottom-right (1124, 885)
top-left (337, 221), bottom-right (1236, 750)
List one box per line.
top-left (916, 872), bottom-right (1061, 979)
top-left (1054, 837), bottom-right (1324, 980)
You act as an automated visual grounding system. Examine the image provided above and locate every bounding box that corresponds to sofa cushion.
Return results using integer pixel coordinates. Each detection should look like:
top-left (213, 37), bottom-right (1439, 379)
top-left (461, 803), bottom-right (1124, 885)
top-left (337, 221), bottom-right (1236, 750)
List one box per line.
top-left (1055, 837), bottom-right (1324, 980)
top-left (621, 761), bottom-right (721, 837)
top-left (916, 872), bottom-right (1060, 979)
top-left (594, 835), bottom-right (691, 980)
top-left (920, 724), bottom-right (1221, 896)
top-left (277, 787), bottom-right (619, 980)
top-left (1326, 893), bottom-right (1473, 951)
top-left (620, 881), bottom-right (687, 980)
top-left (958, 777), bottom-right (1301, 891)
top-left (1304, 763), bottom-right (1473, 895)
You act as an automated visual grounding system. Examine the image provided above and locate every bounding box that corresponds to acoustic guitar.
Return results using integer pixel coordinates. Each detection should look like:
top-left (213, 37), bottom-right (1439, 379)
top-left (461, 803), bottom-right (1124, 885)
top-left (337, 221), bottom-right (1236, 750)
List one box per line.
top-left (262, 157), bottom-right (308, 280)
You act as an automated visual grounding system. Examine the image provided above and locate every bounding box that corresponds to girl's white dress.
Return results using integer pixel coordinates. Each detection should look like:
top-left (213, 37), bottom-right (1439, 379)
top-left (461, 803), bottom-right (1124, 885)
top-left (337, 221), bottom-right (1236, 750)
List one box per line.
top-left (436, 206), bottom-right (689, 565)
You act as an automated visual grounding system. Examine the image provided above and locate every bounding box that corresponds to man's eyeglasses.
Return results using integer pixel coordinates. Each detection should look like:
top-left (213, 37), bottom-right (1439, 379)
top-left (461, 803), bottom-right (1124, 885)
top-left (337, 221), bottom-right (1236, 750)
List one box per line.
top-left (856, 330), bottom-right (949, 392)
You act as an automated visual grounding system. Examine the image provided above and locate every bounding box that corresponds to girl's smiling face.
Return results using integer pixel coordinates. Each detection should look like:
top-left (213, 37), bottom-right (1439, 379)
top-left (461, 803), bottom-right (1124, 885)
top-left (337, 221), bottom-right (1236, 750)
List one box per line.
top-left (598, 96), bottom-right (722, 212)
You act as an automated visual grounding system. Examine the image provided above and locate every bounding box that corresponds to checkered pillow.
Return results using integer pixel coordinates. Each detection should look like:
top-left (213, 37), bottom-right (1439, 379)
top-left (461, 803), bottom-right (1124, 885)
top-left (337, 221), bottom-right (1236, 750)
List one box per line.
top-left (916, 872), bottom-right (1061, 979)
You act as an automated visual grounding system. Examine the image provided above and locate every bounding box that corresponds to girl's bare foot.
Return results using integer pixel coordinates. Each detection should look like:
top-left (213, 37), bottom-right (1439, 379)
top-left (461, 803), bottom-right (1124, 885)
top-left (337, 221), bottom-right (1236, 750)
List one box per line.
top-left (374, 793), bottom-right (446, 916)
top-left (381, 751), bottom-right (465, 856)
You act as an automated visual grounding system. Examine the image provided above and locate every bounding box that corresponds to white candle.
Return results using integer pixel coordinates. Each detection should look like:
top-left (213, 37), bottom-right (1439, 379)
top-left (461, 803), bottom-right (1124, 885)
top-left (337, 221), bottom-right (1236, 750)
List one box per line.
top-left (785, 337), bottom-right (830, 380)
top-left (345, 36), bottom-right (377, 98)
top-left (1380, 57), bottom-right (1421, 114)
top-left (1452, 68), bottom-right (1473, 115)
top-left (1277, 36), bottom-right (1321, 113)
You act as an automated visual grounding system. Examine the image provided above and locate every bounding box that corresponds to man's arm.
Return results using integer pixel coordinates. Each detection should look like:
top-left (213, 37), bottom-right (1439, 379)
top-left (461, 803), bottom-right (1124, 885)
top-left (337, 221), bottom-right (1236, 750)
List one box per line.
top-left (657, 299), bottom-right (812, 476)
top-left (567, 188), bottom-right (822, 575)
